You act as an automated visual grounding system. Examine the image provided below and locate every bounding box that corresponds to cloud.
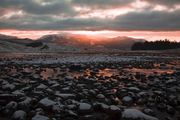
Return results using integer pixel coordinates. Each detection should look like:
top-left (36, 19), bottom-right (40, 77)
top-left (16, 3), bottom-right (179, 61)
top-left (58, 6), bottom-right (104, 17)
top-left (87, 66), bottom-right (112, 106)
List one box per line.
top-left (141, 0), bottom-right (180, 7)
top-left (111, 10), bottom-right (180, 31)
top-left (0, 0), bottom-right (180, 31)
top-left (0, 16), bottom-right (106, 30)
top-left (0, 0), bottom-right (76, 15)
top-left (73, 0), bottom-right (134, 8)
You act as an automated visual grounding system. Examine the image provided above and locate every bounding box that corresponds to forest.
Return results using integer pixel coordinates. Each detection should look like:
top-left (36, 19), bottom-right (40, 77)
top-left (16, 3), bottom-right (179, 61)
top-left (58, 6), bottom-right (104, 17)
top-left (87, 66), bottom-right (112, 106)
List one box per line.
top-left (131, 39), bottom-right (180, 50)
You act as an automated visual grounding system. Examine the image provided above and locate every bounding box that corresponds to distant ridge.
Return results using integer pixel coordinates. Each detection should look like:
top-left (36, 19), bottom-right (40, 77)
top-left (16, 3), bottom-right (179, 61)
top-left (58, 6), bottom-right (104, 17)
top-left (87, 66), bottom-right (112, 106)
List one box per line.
top-left (0, 33), bottom-right (145, 52)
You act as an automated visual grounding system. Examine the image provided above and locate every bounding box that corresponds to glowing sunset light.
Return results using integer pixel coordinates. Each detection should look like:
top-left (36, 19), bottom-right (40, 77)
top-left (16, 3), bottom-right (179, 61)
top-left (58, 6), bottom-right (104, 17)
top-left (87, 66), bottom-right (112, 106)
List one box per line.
top-left (0, 29), bottom-right (180, 42)
top-left (0, 0), bottom-right (180, 41)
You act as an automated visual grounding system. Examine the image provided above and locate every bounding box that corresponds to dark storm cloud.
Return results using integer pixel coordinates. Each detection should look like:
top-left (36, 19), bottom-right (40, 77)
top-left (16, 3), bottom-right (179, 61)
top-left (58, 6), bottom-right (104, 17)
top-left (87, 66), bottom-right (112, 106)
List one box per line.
top-left (111, 10), bottom-right (180, 31)
top-left (0, 0), bottom-right (180, 31)
top-left (1, 9), bottom-right (180, 31)
top-left (0, 17), bottom-right (106, 30)
top-left (0, 0), bottom-right (76, 15)
top-left (72, 0), bottom-right (134, 8)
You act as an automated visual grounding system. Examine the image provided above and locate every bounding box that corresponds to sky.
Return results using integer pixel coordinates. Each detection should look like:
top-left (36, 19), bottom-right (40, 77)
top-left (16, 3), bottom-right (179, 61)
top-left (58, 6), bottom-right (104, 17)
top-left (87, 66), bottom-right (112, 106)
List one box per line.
top-left (0, 0), bottom-right (180, 41)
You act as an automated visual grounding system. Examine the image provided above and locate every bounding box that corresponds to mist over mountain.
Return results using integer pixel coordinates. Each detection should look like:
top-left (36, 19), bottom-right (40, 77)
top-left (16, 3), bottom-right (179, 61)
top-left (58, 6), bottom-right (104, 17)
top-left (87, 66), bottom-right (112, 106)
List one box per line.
top-left (0, 34), bottom-right (145, 52)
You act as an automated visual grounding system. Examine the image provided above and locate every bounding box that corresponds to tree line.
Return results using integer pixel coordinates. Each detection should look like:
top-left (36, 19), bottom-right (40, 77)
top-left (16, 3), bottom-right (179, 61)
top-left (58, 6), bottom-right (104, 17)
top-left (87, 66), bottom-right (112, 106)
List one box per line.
top-left (131, 39), bottom-right (180, 50)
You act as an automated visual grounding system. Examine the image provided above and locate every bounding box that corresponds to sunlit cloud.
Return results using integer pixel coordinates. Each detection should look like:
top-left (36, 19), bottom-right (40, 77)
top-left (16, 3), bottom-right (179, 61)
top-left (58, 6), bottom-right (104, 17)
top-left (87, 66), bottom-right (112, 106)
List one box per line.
top-left (0, 0), bottom-right (180, 41)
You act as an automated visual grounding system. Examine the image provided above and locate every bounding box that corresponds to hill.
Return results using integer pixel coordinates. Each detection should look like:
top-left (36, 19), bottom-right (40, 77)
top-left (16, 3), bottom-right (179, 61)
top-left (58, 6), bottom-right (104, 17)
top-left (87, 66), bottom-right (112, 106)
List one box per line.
top-left (0, 33), bottom-right (145, 52)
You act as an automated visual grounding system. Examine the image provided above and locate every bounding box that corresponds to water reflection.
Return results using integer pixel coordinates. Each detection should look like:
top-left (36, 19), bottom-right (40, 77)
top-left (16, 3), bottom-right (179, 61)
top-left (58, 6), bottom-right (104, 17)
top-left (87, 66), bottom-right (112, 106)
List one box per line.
top-left (39, 68), bottom-right (119, 80)
top-left (124, 68), bottom-right (175, 75)
top-left (7, 66), bottom-right (176, 81)
top-left (40, 68), bottom-right (56, 80)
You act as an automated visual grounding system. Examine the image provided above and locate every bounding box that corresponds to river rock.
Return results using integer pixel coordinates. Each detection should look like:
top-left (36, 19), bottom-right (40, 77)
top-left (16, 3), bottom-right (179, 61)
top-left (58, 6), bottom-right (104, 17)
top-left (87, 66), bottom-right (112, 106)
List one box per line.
top-left (12, 110), bottom-right (26, 120)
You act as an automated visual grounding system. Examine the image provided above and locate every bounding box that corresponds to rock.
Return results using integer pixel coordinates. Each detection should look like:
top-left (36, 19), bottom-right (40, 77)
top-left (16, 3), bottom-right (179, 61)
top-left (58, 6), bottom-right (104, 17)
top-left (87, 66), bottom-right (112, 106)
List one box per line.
top-left (50, 83), bottom-right (60, 89)
top-left (106, 105), bottom-right (122, 120)
top-left (45, 88), bottom-right (53, 94)
top-left (55, 91), bottom-right (75, 99)
top-left (12, 90), bottom-right (25, 96)
top-left (62, 86), bottom-right (70, 91)
top-left (78, 103), bottom-right (92, 114)
top-left (32, 114), bottom-right (49, 120)
top-left (157, 103), bottom-right (166, 111)
top-left (67, 110), bottom-right (78, 118)
top-left (35, 108), bottom-right (45, 115)
top-left (36, 84), bottom-right (48, 90)
top-left (122, 96), bottom-right (133, 105)
top-left (165, 117), bottom-right (173, 120)
top-left (0, 94), bottom-right (18, 103)
top-left (4, 101), bottom-right (18, 115)
top-left (128, 87), bottom-right (140, 92)
top-left (109, 105), bottom-right (121, 111)
top-left (165, 79), bottom-right (176, 85)
top-left (96, 94), bottom-right (105, 99)
top-left (19, 97), bottom-right (32, 106)
top-left (6, 101), bottom-right (17, 110)
top-left (39, 98), bottom-right (56, 109)
top-left (122, 109), bottom-right (158, 120)
top-left (12, 110), bottom-right (26, 120)
top-left (143, 108), bottom-right (155, 116)
top-left (67, 104), bottom-right (77, 110)
top-left (93, 103), bottom-right (109, 111)
top-left (2, 83), bottom-right (15, 90)
top-left (166, 105), bottom-right (175, 115)
top-left (79, 114), bottom-right (106, 120)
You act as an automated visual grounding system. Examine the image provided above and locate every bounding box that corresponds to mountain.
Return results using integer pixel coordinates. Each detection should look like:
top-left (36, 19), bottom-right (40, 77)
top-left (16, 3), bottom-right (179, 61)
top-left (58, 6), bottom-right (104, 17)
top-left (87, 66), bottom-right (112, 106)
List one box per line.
top-left (94, 36), bottom-right (145, 50)
top-left (0, 33), bottom-right (145, 52)
top-left (0, 34), bottom-right (33, 52)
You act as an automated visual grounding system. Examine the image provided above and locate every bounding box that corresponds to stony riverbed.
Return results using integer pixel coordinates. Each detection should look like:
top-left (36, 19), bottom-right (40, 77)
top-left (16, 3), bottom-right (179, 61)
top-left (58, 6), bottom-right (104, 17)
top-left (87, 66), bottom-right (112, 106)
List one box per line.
top-left (0, 53), bottom-right (180, 120)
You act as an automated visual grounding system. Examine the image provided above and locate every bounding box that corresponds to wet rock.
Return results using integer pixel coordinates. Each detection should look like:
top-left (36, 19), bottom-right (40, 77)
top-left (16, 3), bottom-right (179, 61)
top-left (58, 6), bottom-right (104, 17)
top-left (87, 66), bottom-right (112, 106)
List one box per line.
top-left (122, 96), bottom-right (133, 106)
top-left (4, 101), bottom-right (18, 115)
top-left (96, 94), bottom-right (105, 99)
top-left (39, 98), bottom-right (56, 109)
top-left (2, 83), bottom-right (15, 90)
top-left (12, 110), bottom-right (26, 120)
top-left (6, 101), bottom-right (17, 110)
top-left (18, 97), bottom-right (32, 111)
top-left (143, 108), bottom-right (155, 116)
top-left (12, 90), bottom-right (25, 96)
top-left (165, 79), bottom-right (176, 85)
top-left (128, 87), bottom-right (140, 93)
top-left (93, 103), bottom-right (109, 111)
top-left (79, 114), bottom-right (107, 120)
top-left (165, 116), bottom-right (173, 120)
top-left (122, 109), bottom-right (158, 120)
top-left (0, 94), bottom-right (18, 103)
top-left (36, 84), bottom-right (48, 90)
top-left (35, 108), bottom-right (45, 115)
top-left (166, 105), bottom-right (175, 115)
top-left (55, 91), bottom-right (75, 99)
top-left (157, 103), bottom-right (166, 111)
top-left (32, 114), bottom-right (49, 120)
top-left (50, 83), bottom-right (60, 89)
top-left (109, 105), bottom-right (121, 111)
top-left (107, 105), bottom-right (122, 120)
top-left (78, 103), bottom-right (92, 114)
